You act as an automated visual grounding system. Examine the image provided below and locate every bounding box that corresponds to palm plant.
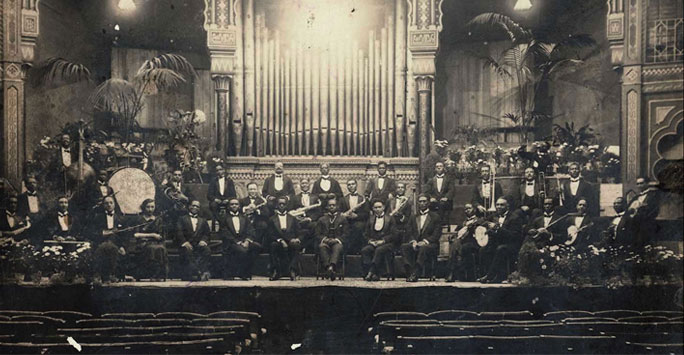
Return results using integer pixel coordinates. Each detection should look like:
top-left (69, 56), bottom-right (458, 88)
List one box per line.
top-left (552, 121), bottom-right (596, 147)
top-left (466, 13), bottom-right (596, 144)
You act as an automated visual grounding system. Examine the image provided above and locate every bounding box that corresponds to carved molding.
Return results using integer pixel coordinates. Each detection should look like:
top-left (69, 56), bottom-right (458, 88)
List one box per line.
top-left (411, 55), bottom-right (436, 76)
top-left (210, 54), bottom-right (236, 74)
top-left (212, 74), bottom-right (231, 91)
top-left (642, 65), bottom-right (684, 81)
top-left (408, 29), bottom-right (438, 51)
top-left (607, 13), bottom-right (624, 41)
top-left (407, 0), bottom-right (444, 31)
top-left (642, 80), bottom-right (684, 94)
top-left (622, 65), bottom-right (641, 85)
top-left (415, 75), bottom-right (432, 92)
top-left (626, 0), bottom-right (640, 61)
top-left (626, 90), bottom-right (639, 181)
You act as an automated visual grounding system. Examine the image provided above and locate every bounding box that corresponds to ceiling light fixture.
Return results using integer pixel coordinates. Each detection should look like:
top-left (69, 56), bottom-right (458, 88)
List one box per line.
top-left (514, 0), bottom-right (532, 11)
top-left (118, 0), bottom-right (136, 11)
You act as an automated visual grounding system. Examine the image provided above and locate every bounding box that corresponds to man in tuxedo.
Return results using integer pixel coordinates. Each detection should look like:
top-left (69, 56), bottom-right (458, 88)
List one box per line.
top-left (364, 161), bottom-right (397, 205)
top-left (207, 164), bottom-right (237, 218)
top-left (601, 197), bottom-right (632, 247)
top-left (339, 179), bottom-right (369, 255)
top-left (289, 178), bottom-right (322, 253)
top-left (565, 198), bottom-right (597, 248)
top-left (220, 198), bottom-right (260, 280)
top-left (0, 195), bottom-right (32, 241)
top-left (240, 182), bottom-right (271, 245)
top-left (83, 170), bottom-right (115, 214)
top-left (388, 182), bottom-right (413, 244)
top-left (87, 196), bottom-right (126, 283)
top-left (311, 162), bottom-right (343, 203)
top-left (316, 198), bottom-right (349, 280)
top-left (423, 161), bottom-right (453, 222)
top-left (45, 196), bottom-right (81, 241)
top-left (17, 176), bottom-right (46, 227)
top-left (627, 177), bottom-right (662, 249)
top-left (525, 198), bottom-right (565, 245)
top-left (471, 164), bottom-right (504, 213)
top-left (262, 162), bottom-right (295, 204)
top-left (514, 167), bottom-right (545, 220)
top-left (175, 200), bottom-right (212, 281)
top-left (446, 203), bottom-right (485, 282)
top-left (560, 162), bottom-right (597, 216)
top-left (401, 194), bottom-right (441, 282)
top-left (49, 133), bottom-right (76, 193)
top-left (360, 199), bottom-right (397, 281)
top-left (163, 169), bottom-right (192, 217)
top-left (268, 196), bottom-right (302, 281)
top-left (477, 197), bottom-right (524, 283)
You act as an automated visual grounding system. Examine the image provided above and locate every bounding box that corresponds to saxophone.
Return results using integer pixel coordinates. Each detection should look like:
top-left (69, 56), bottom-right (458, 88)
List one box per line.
top-left (288, 201), bottom-right (322, 218)
top-left (389, 196), bottom-right (410, 217)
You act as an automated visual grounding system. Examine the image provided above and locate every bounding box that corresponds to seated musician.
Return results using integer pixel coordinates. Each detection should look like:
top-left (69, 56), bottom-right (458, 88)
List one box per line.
top-left (564, 198), bottom-right (597, 248)
top-left (627, 177), bottom-right (661, 249)
top-left (316, 198), bottom-right (349, 280)
top-left (364, 161), bottom-right (397, 205)
top-left (86, 170), bottom-right (114, 210)
top-left (207, 164), bottom-right (237, 218)
top-left (87, 196), bottom-right (126, 283)
top-left (220, 198), bottom-right (260, 280)
top-left (601, 197), bottom-right (632, 247)
top-left (129, 199), bottom-right (168, 281)
top-left (240, 182), bottom-right (271, 245)
top-left (471, 164), bottom-right (504, 214)
top-left (17, 175), bottom-right (46, 224)
top-left (424, 161), bottom-right (453, 222)
top-left (289, 178), bottom-right (322, 253)
top-left (446, 203), bottom-right (485, 282)
top-left (44, 196), bottom-right (81, 241)
top-left (0, 195), bottom-right (32, 244)
top-left (268, 196), bottom-right (302, 281)
top-left (339, 179), bottom-right (369, 255)
top-left (477, 197), bottom-right (524, 283)
top-left (560, 162), bottom-right (598, 216)
top-left (262, 162), bottom-right (295, 205)
top-left (514, 167), bottom-right (545, 220)
top-left (312, 162), bottom-right (343, 203)
top-left (175, 200), bottom-right (212, 281)
top-left (526, 198), bottom-right (565, 244)
top-left (401, 194), bottom-right (441, 282)
top-left (361, 199), bottom-right (397, 282)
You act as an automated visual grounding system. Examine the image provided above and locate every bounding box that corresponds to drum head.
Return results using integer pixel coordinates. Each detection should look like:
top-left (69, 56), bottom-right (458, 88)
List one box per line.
top-left (109, 168), bottom-right (156, 214)
top-left (474, 226), bottom-right (489, 247)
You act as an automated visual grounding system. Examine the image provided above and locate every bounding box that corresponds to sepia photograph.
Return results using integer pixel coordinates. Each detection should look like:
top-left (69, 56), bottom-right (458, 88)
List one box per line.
top-left (0, 0), bottom-right (682, 353)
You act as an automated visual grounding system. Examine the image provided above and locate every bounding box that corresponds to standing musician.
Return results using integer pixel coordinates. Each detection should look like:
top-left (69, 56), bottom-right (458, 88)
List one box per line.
top-left (565, 198), bottom-right (597, 248)
top-left (626, 177), bottom-right (661, 249)
top-left (311, 162), bottom-right (344, 203)
top-left (44, 196), bottom-right (81, 241)
top-left (289, 178), bottom-right (322, 253)
top-left (364, 161), bottom-right (397, 205)
top-left (361, 199), bottom-right (397, 282)
top-left (163, 169), bottom-right (192, 217)
top-left (129, 199), bottom-right (168, 281)
top-left (207, 164), bottom-right (237, 218)
top-left (262, 161), bottom-right (295, 204)
top-left (175, 200), bottom-right (212, 281)
top-left (339, 179), bottom-right (369, 255)
top-left (49, 133), bottom-right (76, 193)
top-left (446, 203), bottom-right (485, 282)
top-left (86, 170), bottom-right (115, 209)
top-left (400, 194), bottom-right (441, 282)
top-left (220, 198), bottom-right (260, 280)
top-left (87, 196), bottom-right (126, 283)
top-left (525, 198), bottom-right (565, 245)
top-left (268, 196), bottom-right (302, 281)
top-left (471, 164), bottom-right (504, 214)
top-left (423, 161), bottom-right (454, 222)
top-left (560, 162), bottom-right (598, 216)
top-left (239, 182), bottom-right (271, 245)
top-left (601, 197), bottom-right (632, 247)
top-left (316, 198), bottom-right (349, 280)
top-left (514, 167), bottom-right (545, 219)
top-left (477, 197), bottom-right (525, 283)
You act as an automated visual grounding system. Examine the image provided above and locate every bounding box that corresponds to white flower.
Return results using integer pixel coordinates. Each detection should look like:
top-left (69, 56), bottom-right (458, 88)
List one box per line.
top-left (549, 245), bottom-right (559, 252)
top-left (541, 265), bottom-right (547, 270)
top-left (192, 110), bottom-right (207, 124)
top-left (577, 254), bottom-right (582, 259)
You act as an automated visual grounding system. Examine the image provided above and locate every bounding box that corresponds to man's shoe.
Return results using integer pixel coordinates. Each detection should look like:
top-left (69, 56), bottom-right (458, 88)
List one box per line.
top-left (476, 275), bottom-right (489, 283)
top-left (269, 270), bottom-right (280, 281)
top-left (370, 273), bottom-right (380, 282)
top-left (289, 269), bottom-right (297, 281)
top-left (364, 271), bottom-right (373, 281)
top-left (200, 272), bottom-right (211, 281)
top-left (445, 273), bottom-right (455, 283)
top-left (328, 266), bottom-right (336, 281)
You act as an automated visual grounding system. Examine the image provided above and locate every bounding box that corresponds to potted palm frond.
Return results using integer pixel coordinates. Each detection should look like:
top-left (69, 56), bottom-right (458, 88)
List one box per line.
top-left (466, 13), bottom-right (596, 145)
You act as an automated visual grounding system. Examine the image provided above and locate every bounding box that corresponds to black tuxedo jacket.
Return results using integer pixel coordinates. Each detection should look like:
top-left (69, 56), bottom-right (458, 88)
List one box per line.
top-left (407, 211), bottom-right (442, 244)
top-left (86, 211), bottom-right (125, 246)
top-left (364, 176), bottom-right (397, 202)
top-left (219, 213), bottom-right (256, 244)
top-left (239, 196), bottom-right (271, 222)
top-left (514, 180), bottom-right (545, 211)
top-left (527, 212), bottom-right (565, 237)
top-left (86, 181), bottom-right (115, 206)
top-left (387, 195), bottom-right (413, 224)
top-left (471, 179), bottom-right (504, 209)
top-left (207, 176), bottom-right (237, 202)
top-left (268, 213), bottom-right (301, 242)
top-left (16, 191), bottom-right (46, 219)
top-left (424, 175), bottom-right (454, 201)
top-left (315, 213), bottom-right (350, 243)
top-left (0, 210), bottom-right (26, 233)
top-left (175, 214), bottom-right (210, 246)
top-left (561, 179), bottom-right (598, 215)
top-left (364, 214), bottom-right (398, 245)
top-left (487, 209), bottom-right (525, 248)
top-left (44, 211), bottom-right (81, 238)
top-left (262, 175), bottom-right (295, 200)
top-left (311, 177), bottom-right (343, 200)
top-left (565, 214), bottom-right (596, 246)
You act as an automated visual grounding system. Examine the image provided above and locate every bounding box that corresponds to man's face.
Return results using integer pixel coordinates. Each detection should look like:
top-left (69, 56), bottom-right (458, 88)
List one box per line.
top-left (481, 166), bottom-right (490, 180)
top-left (347, 181), bottom-right (357, 193)
top-left (569, 164), bottom-right (580, 178)
top-left (543, 199), bottom-right (554, 213)
top-left (247, 184), bottom-right (258, 197)
top-left (464, 204), bottom-right (474, 217)
top-left (320, 164), bottom-right (329, 175)
top-left (61, 134), bottom-right (71, 147)
top-left (7, 198), bottom-right (18, 213)
top-left (98, 171), bottom-right (108, 182)
top-left (274, 163), bottom-right (284, 175)
top-left (229, 199), bottom-right (240, 213)
top-left (26, 178), bottom-right (38, 191)
top-left (58, 198), bottom-right (69, 212)
top-left (144, 202), bottom-right (156, 215)
top-left (418, 197), bottom-right (429, 210)
top-left (377, 164), bottom-right (387, 176)
top-left (172, 170), bottom-right (182, 182)
top-left (189, 201), bottom-right (200, 215)
top-left (372, 202), bottom-right (385, 216)
top-left (300, 180), bottom-right (310, 192)
top-left (216, 166), bottom-right (225, 177)
top-left (576, 200), bottom-right (587, 214)
top-left (435, 163), bottom-right (445, 175)
top-left (636, 178), bottom-right (647, 192)
top-left (327, 200), bottom-right (337, 213)
top-left (525, 168), bottom-right (535, 181)
top-left (277, 199), bottom-right (288, 212)
top-left (495, 199), bottom-right (508, 215)
top-left (396, 183), bottom-right (406, 196)
top-left (613, 198), bottom-right (625, 213)
top-left (103, 198), bottom-right (115, 212)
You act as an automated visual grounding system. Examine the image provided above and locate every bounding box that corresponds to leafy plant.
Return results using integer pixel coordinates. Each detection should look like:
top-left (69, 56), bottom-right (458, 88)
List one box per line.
top-left (552, 121), bottom-right (596, 146)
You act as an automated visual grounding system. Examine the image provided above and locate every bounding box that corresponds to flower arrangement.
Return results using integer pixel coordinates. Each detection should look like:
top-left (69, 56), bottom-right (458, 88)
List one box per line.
top-left (161, 109), bottom-right (209, 182)
top-left (36, 242), bottom-right (92, 284)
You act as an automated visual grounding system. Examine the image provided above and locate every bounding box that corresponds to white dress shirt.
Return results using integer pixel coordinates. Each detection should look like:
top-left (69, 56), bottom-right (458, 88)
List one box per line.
top-left (58, 212), bottom-right (69, 231)
top-left (435, 175), bottom-right (444, 193)
top-left (377, 177), bottom-right (385, 190)
top-left (6, 212), bottom-right (16, 229)
top-left (570, 178), bottom-right (580, 196)
top-left (543, 213), bottom-right (553, 227)
top-left (230, 213), bottom-right (241, 233)
top-left (106, 213), bottom-right (115, 230)
top-left (274, 175), bottom-right (284, 191)
top-left (419, 210), bottom-right (429, 230)
top-left (61, 147), bottom-right (72, 168)
top-left (374, 215), bottom-right (385, 231)
top-left (301, 192), bottom-right (310, 207)
top-left (348, 194), bottom-right (359, 208)
top-left (189, 214), bottom-right (199, 232)
top-left (320, 176), bottom-right (331, 191)
top-left (277, 212), bottom-right (288, 230)
top-left (218, 177), bottom-right (225, 195)
top-left (26, 193), bottom-right (39, 214)
top-left (497, 213), bottom-right (507, 226)
top-left (525, 181), bottom-right (535, 197)
top-left (98, 182), bottom-right (109, 197)
top-left (482, 181), bottom-right (491, 198)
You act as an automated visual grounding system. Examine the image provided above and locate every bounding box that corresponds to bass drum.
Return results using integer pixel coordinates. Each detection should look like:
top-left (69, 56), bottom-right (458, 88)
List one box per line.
top-left (109, 168), bottom-right (156, 214)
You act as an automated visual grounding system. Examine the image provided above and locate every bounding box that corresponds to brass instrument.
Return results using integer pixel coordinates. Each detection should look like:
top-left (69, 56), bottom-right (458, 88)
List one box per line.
top-left (556, 174), bottom-right (564, 207)
top-left (389, 195), bottom-right (409, 217)
top-left (164, 185), bottom-right (189, 210)
top-left (485, 161), bottom-right (497, 213)
top-left (243, 198), bottom-right (268, 216)
top-left (343, 198), bottom-right (367, 217)
top-left (288, 201), bottom-right (322, 218)
top-left (538, 171), bottom-right (547, 207)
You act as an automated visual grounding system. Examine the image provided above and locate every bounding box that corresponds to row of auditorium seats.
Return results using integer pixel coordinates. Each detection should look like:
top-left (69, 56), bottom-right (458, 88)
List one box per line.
top-left (0, 310), bottom-right (263, 354)
top-left (371, 309), bottom-right (684, 354)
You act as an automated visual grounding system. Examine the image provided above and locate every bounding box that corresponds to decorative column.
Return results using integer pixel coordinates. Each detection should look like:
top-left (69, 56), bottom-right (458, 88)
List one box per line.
top-left (1, 0), bottom-right (39, 186)
top-left (407, 0), bottom-right (443, 185)
top-left (203, 0), bottom-right (239, 155)
top-left (243, 0), bottom-right (255, 156)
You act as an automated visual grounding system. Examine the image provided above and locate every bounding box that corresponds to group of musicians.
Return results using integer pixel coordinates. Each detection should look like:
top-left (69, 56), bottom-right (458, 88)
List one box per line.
top-left (0, 159), bottom-right (660, 284)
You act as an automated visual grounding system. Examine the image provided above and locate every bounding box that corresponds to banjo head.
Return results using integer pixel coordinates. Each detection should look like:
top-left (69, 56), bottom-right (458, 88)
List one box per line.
top-left (474, 226), bottom-right (489, 247)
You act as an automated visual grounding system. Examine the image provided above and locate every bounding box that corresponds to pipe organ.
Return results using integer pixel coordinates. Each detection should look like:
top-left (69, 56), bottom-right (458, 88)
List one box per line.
top-left (247, 12), bottom-right (409, 157)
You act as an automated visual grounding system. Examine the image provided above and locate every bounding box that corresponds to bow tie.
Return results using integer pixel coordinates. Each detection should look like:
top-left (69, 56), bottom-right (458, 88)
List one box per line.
top-left (420, 210), bottom-right (429, 216)
top-left (106, 212), bottom-right (114, 217)
top-left (329, 213), bottom-right (338, 218)
top-left (302, 192), bottom-right (309, 195)
top-left (277, 212), bottom-right (288, 216)
top-left (378, 176), bottom-right (385, 179)
top-left (544, 213), bottom-right (554, 217)
top-left (98, 181), bottom-right (107, 186)
top-left (615, 213), bottom-right (624, 217)
top-left (435, 175), bottom-right (445, 179)
top-left (275, 174), bottom-right (283, 178)
top-left (26, 191), bottom-right (37, 196)
top-left (62, 148), bottom-right (70, 153)
top-left (6, 211), bottom-right (15, 217)
top-left (570, 178), bottom-right (580, 182)
top-left (376, 215), bottom-right (385, 219)
top-left (58, 212), bottom-right (69, 217)
top-left (349, 193), bottom-right (358, 197)
top-left (230, 212), bottom-right (240, 217)
top-left (321, 176), bottom-right (330, 180)
top-left (526, 182), bottom-right (534, 186)
top-left (189, 214), bottom-right (198, 218)
top-left (482, 180), bottom-right (490, 184)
